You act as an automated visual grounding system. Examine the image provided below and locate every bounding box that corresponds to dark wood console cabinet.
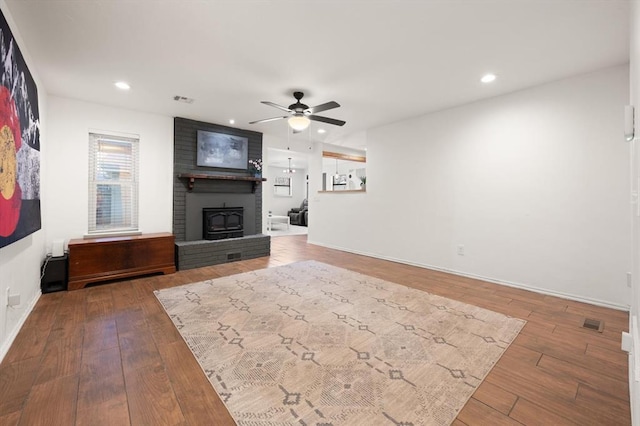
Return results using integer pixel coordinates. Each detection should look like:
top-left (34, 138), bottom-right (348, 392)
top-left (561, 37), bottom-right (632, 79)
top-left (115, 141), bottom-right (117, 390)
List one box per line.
top-left (68, 232), bottom-right (176, 290)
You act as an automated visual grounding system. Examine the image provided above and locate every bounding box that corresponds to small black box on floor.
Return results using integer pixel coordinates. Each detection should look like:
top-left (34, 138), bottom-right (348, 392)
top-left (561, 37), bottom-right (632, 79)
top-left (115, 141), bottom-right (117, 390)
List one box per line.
top-left (41, 254), bottom-right (68, 293)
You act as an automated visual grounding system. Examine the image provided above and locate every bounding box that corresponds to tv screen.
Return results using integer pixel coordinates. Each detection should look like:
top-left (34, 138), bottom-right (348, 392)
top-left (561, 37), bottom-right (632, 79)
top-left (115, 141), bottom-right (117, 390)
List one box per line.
top-left (196, 130), bottom-right (248, 170)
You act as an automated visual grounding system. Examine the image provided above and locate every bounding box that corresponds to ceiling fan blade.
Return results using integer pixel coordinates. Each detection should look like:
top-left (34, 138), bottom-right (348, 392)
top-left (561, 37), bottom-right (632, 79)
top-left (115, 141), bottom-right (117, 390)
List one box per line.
top-left (261, 101), bottom-right (292, 113)
top-left (305, 101), bottom-right (340, 115)
top-left (249, 116), bottom-right (288, 124)
top-left (308, 115), bottom-right (346, 126)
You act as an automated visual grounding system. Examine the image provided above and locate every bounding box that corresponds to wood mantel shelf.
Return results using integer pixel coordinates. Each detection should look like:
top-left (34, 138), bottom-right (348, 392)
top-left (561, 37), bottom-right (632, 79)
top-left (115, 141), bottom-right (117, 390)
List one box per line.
top-left (177, 173), bottom-right (267, 192)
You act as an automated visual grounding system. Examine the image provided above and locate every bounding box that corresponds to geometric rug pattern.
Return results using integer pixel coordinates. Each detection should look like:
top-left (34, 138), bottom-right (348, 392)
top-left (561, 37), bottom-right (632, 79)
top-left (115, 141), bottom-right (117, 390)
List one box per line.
top-left (154, 261), bottom-right (525, 425)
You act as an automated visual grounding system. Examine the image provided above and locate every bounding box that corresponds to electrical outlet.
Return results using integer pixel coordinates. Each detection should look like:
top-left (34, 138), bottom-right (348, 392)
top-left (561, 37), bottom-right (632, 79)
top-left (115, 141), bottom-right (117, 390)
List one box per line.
top-left (457, 245), bottom-right (464, 256)
top-left (7, 294), bottom-right (20, 307)
top-left (628, 272), bottom-right (633, 288)
top-left (5, 288), bottom-right (10, 307)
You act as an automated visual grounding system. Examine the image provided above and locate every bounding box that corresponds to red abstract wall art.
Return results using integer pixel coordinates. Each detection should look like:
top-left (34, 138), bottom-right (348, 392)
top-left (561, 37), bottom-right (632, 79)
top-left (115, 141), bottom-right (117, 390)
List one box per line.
top-left (0, 9), bottom-right (41, 249)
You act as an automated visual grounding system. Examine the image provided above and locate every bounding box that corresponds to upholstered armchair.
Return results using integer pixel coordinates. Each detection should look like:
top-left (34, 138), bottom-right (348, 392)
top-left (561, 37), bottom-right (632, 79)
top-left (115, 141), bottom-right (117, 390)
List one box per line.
top-left (288, 199), bottom-right (308, 226)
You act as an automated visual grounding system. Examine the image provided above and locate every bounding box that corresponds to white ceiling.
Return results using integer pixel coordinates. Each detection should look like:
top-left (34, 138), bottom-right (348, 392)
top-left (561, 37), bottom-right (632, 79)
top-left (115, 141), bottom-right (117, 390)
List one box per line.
top-left (5, 0), bottom-right (629, 149)
top-left (267, 148), bottom-right (309, 170)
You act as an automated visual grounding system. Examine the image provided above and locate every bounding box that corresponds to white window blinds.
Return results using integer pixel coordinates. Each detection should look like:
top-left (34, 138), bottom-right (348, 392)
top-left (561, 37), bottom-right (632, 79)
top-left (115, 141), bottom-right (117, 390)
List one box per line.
top-left (88, 133), bottom-right (139, 233)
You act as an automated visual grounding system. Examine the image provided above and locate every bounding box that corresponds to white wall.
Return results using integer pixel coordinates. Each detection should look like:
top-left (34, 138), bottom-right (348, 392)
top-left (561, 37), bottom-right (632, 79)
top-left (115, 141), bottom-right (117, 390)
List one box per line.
top-left (264, 165), bottom-right (307, 216)
top-left (45, 96), bottom-right (174, 248)
top-left (310, 65), bottom-right (630, 309)
top-left (628, 2), bottom-right (639, 423)
top-left (0, 1), bottom-right (47, 361)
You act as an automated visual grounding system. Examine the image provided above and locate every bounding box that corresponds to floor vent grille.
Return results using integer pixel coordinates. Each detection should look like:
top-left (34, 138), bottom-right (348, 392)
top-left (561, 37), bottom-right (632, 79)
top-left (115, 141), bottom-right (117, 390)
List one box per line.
top-left (582, 318), bottom-right (604, 332)
top-left (227, 252), bottom-right (242, 261)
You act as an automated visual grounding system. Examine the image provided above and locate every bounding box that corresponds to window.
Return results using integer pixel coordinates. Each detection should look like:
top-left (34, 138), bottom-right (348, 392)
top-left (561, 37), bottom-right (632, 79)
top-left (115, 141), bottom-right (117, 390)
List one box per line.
top-left (88, 133), bottom-right (139, 234)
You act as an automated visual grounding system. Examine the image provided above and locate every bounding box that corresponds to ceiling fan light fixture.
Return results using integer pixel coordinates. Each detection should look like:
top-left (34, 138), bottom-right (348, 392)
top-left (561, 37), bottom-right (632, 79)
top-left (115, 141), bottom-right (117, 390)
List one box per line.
top-left (288, 114), bottom-right (310, 131)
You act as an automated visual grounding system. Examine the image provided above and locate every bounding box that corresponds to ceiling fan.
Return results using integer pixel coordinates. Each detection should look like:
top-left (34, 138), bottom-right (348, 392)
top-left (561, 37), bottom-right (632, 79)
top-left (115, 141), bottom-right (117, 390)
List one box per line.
top-left (249, 91), bottom-right (346, 132)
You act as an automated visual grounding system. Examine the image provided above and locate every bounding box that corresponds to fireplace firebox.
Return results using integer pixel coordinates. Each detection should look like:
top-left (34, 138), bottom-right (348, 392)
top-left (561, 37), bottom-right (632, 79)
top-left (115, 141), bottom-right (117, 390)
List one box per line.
top-left (203, 207), bottom-right (244, 240)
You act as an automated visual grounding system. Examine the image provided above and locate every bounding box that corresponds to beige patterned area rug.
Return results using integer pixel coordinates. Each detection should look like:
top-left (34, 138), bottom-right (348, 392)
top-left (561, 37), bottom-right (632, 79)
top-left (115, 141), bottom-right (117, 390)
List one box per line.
top-left (154, 261), bottom-right (525, 426)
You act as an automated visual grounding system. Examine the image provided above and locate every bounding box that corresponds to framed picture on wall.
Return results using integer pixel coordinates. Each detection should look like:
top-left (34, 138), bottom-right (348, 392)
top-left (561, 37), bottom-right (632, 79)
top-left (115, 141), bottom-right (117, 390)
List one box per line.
top-left (196, 130), bottom-right (248, 170)
top-left (274, 176), bottom-right (290, 186)
top-left (274, 176), bottom-right (292, 197)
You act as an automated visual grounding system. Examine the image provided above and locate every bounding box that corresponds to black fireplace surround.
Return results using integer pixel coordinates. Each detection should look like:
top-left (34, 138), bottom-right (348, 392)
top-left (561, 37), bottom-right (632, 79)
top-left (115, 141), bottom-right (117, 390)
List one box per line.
top-left (203, 207), bottom-right (244, 240)
top-left (173, 117), bottom-right (269, 271)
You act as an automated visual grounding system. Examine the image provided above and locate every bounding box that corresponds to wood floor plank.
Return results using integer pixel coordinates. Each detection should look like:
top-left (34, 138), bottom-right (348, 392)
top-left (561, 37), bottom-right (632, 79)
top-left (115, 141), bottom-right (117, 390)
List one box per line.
top-left (82, 317), bottom-right (119, 353)
top-left (457, 398), bottom-right (522, 425)
top-left (85, 285), bottom-right (113, 302)
top-left (114, 308), bottom-right (147, 335)
top-left (19, 374), bottom-right (79, 426)
top-left (490, 362), bottom-right (579, 401)
top-left (158, 340), bottom-right (235, 425)
top-left (20, 293), bottom-right (63, 331)
top-left (509, 398), bottom-right (578, 425)
top-left (124, 363), bottom-right (186, 426)
top-left (509, 298), bottom-right (564, 317)
top-left (551, 323), bottom-right (624, 351)
top-left (519, 321), bottom-right (555, 338)
top-left (34, 331), bottom-right (84, 386)
top-left (565, 304), bottom-right (629, 325)
top-left (76, 397), bottom-right (130, 426)
top-left (575, 383), bottom-right (631, 423)
top-left (0, 410), bottom-right (21, 426)
top-left (2, 326), bottom-right (50, 364)
top-left (512, 332), bottom-right (587, 361)
top-left (0, 357), bottom-right (40, 416)
top-left (110, 281), bottom-right (139, 312)
top-left (140, 293), bottom-right (166, 318)
top-left (499, 344), bottom-right (542, 366)
top-left (537, 354), bottom-right (629, 401)
top-left (532, 336), bottom-right (628, 381)
top-left (585, 342), bottom-right (628, 367)
top-left (485, 368), bottom-right (605, 426)
top-left (119, 328), bottom-right (163, 372)
top-left (471, 380), bottom-right (518, 415)
top-left (77, 347), bottom-right (127, 408)
top-left (146, 312), bottom-right (183, 347)
top-left (86, 296), bottom-right (115, 321)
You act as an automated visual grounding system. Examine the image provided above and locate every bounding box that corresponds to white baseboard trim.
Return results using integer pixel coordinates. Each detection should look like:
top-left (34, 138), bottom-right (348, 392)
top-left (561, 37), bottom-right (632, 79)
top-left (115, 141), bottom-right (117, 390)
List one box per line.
top-left (307, 239), bottom-right (629, 312)
top-left (0, 290), bottom-right (41, 363)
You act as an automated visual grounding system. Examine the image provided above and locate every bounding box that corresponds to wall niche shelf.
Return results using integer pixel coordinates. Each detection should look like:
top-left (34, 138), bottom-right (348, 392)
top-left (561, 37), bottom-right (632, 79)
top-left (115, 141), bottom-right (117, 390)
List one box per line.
top-left (177, 173), bottom-right (267, 192)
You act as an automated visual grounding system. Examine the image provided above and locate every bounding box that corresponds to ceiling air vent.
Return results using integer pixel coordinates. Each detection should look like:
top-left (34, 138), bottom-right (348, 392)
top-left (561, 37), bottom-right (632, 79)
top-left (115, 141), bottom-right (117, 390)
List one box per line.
top-left (173, 95), bottom-right (194, 104)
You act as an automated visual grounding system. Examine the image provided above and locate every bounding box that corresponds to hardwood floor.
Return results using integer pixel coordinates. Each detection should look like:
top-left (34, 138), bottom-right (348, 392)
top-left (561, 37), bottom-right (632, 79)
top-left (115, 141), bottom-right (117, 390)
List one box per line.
top-left (0, 235), bottom-right (631, 425)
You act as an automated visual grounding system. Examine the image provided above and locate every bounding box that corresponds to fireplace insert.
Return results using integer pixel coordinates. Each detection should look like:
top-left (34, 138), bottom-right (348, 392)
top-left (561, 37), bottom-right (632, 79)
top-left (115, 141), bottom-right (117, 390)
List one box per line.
top-left (203, 207), bottom-right (244, 240)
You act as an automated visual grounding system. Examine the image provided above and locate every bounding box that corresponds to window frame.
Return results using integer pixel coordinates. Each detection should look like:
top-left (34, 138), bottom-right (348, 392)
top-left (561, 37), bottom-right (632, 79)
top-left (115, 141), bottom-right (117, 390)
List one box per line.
top-left (87, 132), bottom-right (140, 235)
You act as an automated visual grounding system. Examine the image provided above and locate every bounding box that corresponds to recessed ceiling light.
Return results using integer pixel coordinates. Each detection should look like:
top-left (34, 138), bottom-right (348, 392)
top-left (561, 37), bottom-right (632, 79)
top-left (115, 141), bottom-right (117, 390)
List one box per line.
top-left (229, 119), bottom-right (235, 124)
top-left (114, 81), bottom-right (130, 90)
top-left (317, 129), bottom-right (326, 134)
top-left (481, 74), bottom-right (496, 83)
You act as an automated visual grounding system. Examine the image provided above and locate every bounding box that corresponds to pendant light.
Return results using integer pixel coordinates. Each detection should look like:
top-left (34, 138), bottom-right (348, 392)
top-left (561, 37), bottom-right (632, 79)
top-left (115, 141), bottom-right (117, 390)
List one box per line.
top-left (283, 157), bottom-right (296, 174)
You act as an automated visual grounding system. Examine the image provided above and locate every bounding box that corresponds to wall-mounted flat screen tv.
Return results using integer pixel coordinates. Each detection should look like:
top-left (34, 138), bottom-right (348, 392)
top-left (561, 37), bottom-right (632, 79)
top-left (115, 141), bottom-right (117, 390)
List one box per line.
top-left (197, 130), bottom-right (248, 170)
